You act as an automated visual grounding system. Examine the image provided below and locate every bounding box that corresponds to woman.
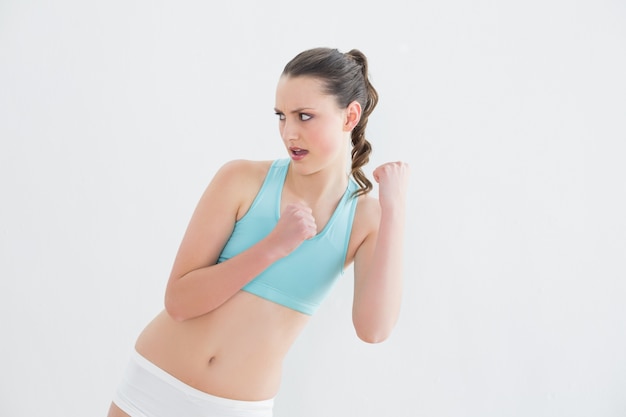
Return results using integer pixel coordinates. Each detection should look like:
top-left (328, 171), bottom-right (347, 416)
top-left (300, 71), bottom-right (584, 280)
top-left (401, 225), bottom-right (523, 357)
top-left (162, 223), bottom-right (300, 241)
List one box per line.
top-left (107, 46), bottom-right (410, 417)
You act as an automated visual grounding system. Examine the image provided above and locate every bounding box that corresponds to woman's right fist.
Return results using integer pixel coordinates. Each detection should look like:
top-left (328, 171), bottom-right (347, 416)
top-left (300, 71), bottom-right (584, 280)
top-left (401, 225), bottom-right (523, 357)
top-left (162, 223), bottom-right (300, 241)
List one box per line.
top-left (268, 202), bottom-right (317, 257)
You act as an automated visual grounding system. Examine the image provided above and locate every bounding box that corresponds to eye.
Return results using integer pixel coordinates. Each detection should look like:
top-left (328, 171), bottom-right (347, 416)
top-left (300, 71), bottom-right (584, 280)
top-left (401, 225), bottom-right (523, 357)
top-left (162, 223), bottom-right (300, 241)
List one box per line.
top-left (299, 113), bottom-right (312, 121)
top-left (275, 112), bottom-right (285, 121)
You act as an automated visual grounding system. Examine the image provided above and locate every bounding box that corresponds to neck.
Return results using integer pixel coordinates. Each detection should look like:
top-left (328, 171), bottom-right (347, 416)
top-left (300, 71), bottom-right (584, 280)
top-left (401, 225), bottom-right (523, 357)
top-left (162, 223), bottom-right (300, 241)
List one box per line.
top-left (285, 160), bottom-right (349, 205)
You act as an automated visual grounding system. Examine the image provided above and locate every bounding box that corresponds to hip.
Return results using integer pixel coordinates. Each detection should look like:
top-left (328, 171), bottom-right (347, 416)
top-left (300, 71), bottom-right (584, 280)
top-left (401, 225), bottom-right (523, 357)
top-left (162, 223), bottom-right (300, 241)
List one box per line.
top-left (112, 348), bottom-right (275, 417)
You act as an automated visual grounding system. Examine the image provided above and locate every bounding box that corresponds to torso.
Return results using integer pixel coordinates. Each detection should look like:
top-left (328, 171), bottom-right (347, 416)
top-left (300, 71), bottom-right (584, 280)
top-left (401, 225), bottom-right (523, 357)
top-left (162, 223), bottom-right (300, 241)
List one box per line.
top-left (133, 160), bottom-right (375, 401)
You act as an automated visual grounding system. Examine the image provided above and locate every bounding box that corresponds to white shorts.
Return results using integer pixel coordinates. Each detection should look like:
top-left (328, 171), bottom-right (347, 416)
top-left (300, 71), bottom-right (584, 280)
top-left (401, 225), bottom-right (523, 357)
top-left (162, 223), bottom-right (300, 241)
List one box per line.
top-left (112, 350), bottom-right (274, 417)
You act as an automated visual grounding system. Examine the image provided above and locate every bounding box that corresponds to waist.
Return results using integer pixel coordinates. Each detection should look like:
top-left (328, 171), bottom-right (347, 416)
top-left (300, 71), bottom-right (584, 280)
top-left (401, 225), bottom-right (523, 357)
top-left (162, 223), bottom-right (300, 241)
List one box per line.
top-left (131, 348), bottom-right (275, 406)
top-left (134, 291), bottom-right (309, 400)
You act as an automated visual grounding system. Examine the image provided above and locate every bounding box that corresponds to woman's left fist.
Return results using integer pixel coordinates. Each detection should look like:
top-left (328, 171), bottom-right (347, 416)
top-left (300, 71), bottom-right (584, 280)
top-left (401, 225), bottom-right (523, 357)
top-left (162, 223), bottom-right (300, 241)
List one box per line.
top-left (373, 161), bottom-right (410, 209)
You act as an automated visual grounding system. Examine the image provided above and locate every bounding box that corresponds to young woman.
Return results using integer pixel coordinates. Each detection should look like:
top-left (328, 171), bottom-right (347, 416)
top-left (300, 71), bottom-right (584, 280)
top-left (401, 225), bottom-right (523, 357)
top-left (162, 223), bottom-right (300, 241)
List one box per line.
top-left (107, 47), bottom-right (410, 417)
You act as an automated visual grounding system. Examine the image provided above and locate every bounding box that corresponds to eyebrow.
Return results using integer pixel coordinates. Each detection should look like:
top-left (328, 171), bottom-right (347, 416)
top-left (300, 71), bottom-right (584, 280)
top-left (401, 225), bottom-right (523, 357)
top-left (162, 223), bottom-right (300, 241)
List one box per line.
top-left (273, 107), bottom-right (315, 114)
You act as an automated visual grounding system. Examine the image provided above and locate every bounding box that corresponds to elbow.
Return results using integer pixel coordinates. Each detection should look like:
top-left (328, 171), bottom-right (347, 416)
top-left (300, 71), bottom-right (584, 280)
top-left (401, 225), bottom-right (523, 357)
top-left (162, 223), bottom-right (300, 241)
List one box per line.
top-left (164, 288), bottom-right (222, 322)
top-left (357, 333), bottom-right (389, 344)
top-left (164, 292), bottom-right (192, 322)
top-left (352, 308), bottom-right (398, 344)
top-left (164, 300), bottom-right (185, 322)
top-left (355, 327), bottom-right (392, 344)
top-left (166, 309), bottom-right (188, 323)
top-left (353, 315), bottom-right (394, 343)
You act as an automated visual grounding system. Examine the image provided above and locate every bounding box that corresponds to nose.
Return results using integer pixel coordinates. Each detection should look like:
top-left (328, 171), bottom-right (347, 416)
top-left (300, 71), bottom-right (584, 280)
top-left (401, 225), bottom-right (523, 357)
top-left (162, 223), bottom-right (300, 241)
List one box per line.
top-left (280, 118), bottom-right (298, 141)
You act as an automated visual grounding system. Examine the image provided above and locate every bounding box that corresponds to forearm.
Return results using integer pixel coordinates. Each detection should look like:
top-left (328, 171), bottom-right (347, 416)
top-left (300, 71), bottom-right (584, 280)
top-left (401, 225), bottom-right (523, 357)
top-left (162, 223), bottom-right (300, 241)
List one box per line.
top-left (165, 237), bottom-right (282, 321)
top-left (353, 206), bottom-right (406, 343)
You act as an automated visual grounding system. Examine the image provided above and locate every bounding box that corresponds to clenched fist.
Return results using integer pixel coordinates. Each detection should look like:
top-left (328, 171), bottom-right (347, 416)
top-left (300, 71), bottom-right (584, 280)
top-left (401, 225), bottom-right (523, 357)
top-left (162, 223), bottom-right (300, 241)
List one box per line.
top-left (268, 202), bottom-right (317, 258)
top-left (373, 161), bottom-right (410, 211)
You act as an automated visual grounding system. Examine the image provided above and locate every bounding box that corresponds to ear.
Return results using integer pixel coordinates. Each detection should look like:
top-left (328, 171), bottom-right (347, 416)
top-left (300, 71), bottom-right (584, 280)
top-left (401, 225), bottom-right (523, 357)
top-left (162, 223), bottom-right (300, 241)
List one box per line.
top-left (343, 100), bottom-right (362, 132)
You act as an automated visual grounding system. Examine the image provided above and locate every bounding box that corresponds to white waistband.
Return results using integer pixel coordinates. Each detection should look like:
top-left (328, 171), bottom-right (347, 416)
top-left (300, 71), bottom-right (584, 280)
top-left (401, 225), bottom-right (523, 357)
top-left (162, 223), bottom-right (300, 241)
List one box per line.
top-left (130, 349), bottom-right (274, 408)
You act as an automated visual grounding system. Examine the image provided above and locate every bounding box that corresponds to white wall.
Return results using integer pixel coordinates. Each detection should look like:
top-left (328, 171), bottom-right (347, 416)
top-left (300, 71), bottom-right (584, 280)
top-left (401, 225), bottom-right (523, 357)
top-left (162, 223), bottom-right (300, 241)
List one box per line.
top-left (1, 1), bottom-right (625, 416)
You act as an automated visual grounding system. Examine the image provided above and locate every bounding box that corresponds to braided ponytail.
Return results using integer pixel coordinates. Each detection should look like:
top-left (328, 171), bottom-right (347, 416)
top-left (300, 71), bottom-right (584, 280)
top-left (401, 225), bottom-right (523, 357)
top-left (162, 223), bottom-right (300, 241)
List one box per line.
top-left (344, 50), bottom-right (378, 197)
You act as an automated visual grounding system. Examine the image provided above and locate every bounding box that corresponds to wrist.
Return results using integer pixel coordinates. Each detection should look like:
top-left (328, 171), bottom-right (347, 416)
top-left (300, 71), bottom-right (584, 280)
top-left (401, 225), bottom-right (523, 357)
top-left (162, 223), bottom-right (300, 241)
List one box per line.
top-left (258, 232), bottom-right (289, 261)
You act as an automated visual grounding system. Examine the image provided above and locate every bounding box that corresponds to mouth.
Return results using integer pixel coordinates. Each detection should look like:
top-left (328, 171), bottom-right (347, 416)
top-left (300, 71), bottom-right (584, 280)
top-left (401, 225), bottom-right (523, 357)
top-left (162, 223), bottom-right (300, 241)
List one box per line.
top-left (289, 147), bottom-right (309, 159)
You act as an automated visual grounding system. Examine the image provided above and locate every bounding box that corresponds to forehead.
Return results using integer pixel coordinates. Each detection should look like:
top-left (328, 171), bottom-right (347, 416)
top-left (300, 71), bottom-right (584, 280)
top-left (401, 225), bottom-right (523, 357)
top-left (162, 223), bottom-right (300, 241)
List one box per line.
top-left (275, 75), bottom-right (337, 109)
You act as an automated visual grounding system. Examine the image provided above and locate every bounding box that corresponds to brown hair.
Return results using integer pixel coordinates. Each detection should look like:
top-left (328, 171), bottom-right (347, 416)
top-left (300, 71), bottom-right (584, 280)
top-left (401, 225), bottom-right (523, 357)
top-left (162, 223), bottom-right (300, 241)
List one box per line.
top-left (282, 47), bottom-right (379, 197)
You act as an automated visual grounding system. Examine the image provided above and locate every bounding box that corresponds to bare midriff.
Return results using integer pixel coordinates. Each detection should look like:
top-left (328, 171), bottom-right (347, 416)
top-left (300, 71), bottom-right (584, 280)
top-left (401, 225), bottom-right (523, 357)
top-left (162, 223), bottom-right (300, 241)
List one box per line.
top-left (134, 290), bottom-right (310, 401)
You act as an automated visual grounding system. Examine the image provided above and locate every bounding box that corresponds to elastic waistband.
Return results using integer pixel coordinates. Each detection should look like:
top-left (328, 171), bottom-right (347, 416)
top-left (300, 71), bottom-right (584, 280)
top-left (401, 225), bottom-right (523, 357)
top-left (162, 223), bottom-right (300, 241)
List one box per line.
top-left (130, 349), bottom-right (275, 410)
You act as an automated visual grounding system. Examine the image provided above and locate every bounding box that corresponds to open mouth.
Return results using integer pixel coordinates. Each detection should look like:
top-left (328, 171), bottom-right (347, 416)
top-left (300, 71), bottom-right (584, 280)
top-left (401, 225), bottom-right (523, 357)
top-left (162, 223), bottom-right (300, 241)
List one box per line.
top-left (290, 147), bottom-right (309, 158)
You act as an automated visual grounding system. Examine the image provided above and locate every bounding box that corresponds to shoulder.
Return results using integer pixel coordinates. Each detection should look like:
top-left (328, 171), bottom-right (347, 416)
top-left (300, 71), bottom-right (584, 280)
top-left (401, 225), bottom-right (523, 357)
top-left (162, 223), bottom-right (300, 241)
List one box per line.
top-left (209, 159), bottom-right (275, 194)
top-left (210, 159), bottom-right (275, 220)
top-left (213, 159), bottom-right (274, 183)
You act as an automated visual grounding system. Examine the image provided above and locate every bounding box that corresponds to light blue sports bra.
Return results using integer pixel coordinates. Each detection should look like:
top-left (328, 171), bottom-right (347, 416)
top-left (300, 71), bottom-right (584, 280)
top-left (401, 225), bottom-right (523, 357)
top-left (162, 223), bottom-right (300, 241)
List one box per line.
top-left (217, 159), bottom-right (359, 315)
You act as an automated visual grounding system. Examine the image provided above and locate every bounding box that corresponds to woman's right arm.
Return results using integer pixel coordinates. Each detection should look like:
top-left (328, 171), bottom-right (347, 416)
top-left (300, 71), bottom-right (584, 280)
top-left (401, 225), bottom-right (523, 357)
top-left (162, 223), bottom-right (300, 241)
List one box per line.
top-left (164, 159), bottom-right (316, 321)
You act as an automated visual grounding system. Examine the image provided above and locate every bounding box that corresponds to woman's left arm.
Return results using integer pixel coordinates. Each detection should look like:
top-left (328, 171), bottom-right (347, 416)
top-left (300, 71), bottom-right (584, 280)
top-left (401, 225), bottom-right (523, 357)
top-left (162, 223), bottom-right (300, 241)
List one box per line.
top-left (352, 161), bottom-right (410, 343)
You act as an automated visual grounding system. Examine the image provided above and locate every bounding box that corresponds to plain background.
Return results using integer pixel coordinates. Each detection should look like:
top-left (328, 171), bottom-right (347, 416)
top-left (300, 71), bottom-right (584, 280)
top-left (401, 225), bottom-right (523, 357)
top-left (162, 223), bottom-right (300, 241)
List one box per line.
top-left (1, 1), bottom-right (625, 416)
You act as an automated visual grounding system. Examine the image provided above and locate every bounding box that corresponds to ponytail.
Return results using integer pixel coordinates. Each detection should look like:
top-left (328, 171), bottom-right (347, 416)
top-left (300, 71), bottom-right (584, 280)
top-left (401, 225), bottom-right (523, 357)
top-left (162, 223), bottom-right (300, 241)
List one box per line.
top-left (345, 50), bottom-right (378, 197)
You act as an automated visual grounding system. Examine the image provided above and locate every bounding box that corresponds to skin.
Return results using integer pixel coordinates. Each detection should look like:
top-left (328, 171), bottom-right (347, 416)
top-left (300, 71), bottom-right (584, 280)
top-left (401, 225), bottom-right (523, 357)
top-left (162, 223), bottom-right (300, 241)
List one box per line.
top-left (107, 75), bottom-right (409, 417)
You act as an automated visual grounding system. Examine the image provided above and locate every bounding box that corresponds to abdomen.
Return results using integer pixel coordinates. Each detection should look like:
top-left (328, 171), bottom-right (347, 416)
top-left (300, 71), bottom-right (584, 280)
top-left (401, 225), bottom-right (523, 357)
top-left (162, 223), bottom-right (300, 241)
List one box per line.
top-left (134, 290), bottom-right (310, 400)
